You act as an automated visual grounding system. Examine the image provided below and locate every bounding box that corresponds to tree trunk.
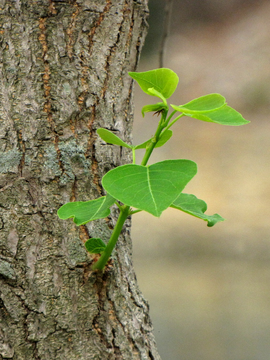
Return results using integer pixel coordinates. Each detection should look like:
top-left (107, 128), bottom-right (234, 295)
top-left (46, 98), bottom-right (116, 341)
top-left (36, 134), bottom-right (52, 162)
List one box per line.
top-left (0, 1), bottom-right (161, 359)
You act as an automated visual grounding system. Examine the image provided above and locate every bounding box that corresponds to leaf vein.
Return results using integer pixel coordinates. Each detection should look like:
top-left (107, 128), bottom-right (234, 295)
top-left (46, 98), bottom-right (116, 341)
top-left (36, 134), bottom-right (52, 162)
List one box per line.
top-left (146, 167), bottom-right (158, 214)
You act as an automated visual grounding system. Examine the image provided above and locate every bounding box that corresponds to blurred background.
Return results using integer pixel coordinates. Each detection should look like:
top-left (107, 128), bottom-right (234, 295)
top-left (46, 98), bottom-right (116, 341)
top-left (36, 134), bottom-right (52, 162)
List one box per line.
top-left (130, 1), bottom-right (270, 359)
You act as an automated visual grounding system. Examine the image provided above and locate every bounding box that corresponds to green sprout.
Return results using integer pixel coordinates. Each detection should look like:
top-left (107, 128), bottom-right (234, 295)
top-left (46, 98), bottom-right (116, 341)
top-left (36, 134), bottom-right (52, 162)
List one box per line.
top-left (57, 68), bottom-right (249, 271)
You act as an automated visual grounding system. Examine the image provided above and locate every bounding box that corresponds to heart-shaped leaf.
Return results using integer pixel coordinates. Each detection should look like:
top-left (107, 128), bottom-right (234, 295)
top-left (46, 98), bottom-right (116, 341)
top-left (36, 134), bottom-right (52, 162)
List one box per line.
top-left (85, 238), bottom-right (106, 254)
top-left (102, 160), bottom-right (197, 217)
top-left (97, 128), bottom-right (132, 149)
top-left (129, 68), bottom-right (179, 99)
top-left (170, 193), bottom-right (224, 227)
top-left (134, 129), bottom-right (173, 150)
top-left (172, 94), bottom-right (226, 114)
top-left (57, 194), bottom-right (115, 225)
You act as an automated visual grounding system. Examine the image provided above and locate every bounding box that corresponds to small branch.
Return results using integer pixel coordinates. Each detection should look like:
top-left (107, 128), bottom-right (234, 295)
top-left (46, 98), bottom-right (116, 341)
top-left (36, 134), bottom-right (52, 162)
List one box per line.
top-left (159, 0), bottom-right (174, 68)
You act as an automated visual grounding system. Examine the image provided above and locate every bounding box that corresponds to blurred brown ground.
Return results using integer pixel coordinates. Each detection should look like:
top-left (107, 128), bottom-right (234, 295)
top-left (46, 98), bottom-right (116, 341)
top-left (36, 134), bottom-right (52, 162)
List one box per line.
top-left (131, 1), bottom-right (270, 359)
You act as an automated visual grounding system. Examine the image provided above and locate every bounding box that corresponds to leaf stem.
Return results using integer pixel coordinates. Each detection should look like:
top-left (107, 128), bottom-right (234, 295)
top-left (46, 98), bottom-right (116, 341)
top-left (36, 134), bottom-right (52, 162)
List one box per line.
top-left (129, 209), bottom-right (142, 215)
top-left (165, 109), bottom-right (177, 125)
top-left (92, 205), bottom-right (130, 271)
top-left (163, 113), bottom-right (185, 133)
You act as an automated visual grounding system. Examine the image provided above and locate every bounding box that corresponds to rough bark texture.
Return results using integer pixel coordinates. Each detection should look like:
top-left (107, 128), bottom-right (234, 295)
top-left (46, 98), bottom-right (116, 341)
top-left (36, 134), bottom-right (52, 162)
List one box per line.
top-left (0, 1), bottom-right (161, 359)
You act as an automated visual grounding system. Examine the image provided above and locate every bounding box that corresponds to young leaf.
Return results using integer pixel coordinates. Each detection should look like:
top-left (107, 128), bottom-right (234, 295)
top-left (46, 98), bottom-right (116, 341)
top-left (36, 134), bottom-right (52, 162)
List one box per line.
top-left (128, 68), bottom-right (179, 99)
top-left (134, 129), bottom-right (173, 150)
top-left (141, 102), bottom-right (168, 117)
top-left (97, 128), bottom-right (132, 149)
top-left (85, 238), bottom-right (106, 254)
top-left (102, 160), bottom-right (197, 217)
top-left (57, 194), bottom-right (115, 225)
top-left (172, 94), bottom-right (226, 114)
top-left (170, 193), bottom-right (224, 227)
top-left (147, 88), bottom-right (167, 104)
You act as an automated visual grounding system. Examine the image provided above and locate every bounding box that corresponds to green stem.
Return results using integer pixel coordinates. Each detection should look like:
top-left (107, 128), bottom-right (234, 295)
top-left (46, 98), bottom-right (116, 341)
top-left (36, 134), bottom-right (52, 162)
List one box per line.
top-left (132, 147), bottom-right (136, 164)
top-left (92, 109), bottom-right (173, 270)
top-left (92, 205), bottom-right (130, 271)
top-left (141, 111), bottom-right (168, 166)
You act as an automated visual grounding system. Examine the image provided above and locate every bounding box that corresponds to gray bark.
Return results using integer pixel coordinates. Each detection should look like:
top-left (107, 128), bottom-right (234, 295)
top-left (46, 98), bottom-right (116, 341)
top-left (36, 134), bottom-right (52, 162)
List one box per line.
top-left (0, 1), bottom-right (161, 359)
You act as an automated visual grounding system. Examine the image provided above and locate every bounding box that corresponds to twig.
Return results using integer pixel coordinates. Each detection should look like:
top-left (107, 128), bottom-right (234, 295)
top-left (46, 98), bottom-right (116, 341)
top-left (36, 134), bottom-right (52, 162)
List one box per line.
top-left (159, 0), bottom-right (174, 68)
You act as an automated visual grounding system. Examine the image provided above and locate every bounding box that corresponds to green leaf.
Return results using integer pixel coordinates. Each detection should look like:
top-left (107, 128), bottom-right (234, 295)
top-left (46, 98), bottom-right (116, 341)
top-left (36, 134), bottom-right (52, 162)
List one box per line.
top-left (172, 103), bottom-right (249, 126)
top-left (134, 129), bottom-right (173, 150)
top-left (85, 238), bottom-right (106, 254)
top-left (57, 194), bottom-right (115, 225)
top-left (147, 88), bottom-right (167, 104)
top-left (172, 94), bottom-right (226, 114)
top-left (188, 105), bottom-right (249, 126)
top-left (129, 68), bottom-right (179, 99)
top-left (170, 193), bottom-right (224, 227)
top-left (97, 128), bottom-right (132, 149)
top-left (102, 160), bottom-right (197, 217)
top-left (141, 102), bottom-right (168, 117)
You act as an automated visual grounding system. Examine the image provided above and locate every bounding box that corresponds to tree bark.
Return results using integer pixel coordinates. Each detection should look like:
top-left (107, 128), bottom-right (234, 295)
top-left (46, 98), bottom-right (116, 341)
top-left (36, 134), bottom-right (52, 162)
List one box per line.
top-left (0, 1), bottom-right (161, 359)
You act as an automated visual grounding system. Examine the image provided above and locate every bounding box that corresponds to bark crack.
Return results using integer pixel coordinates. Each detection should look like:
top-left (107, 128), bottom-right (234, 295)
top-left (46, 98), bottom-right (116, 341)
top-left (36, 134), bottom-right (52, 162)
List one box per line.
top-left (88, 0), bottom-right (112, 57)
top-left (69, 174), bottom-right (91, 253)
top-left (38, 17), bottom-right (65, 176)
top-left (66, 3), bottom-right (80, 60)
top-left (92, 271), bottom-right (113, 355)
top-left (84, 104), bottom-right (103, 196)
top-left (13, 290), bottom-right (43, 360)
top-left (134, 5), bottom-right (149, 71)
top-left (100, 3), bottom-right (131, 100)
top-left (85, 104), bottom-right (96, 159)
top-left (112, 246), bottom-right (155, 358)
top-left (125, 4), bottom-right (135, 55)
top-left (16, 129), bottom-right (25, 177)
